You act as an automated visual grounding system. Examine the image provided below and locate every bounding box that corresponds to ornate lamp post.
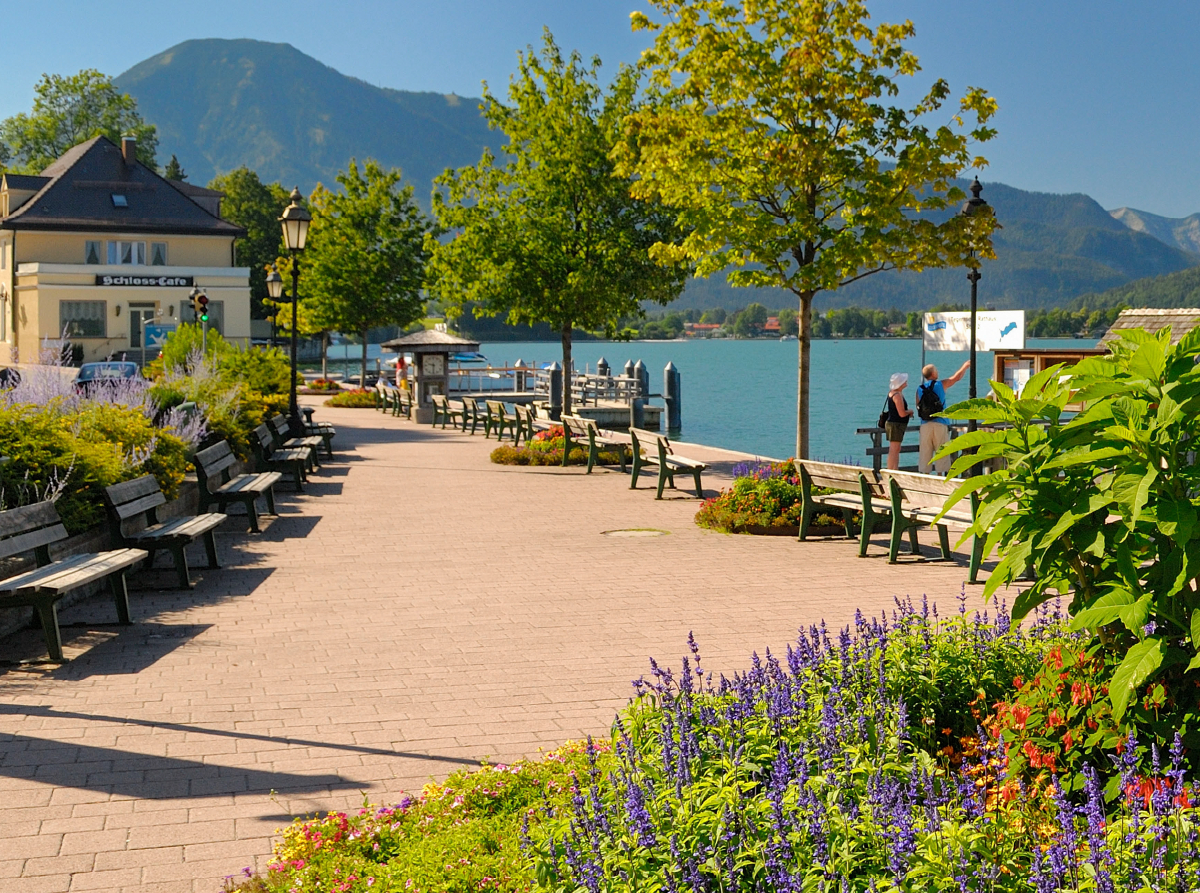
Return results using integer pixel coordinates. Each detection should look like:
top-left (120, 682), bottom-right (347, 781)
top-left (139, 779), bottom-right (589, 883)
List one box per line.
top-left (265, 265), bottom-right (283, 349)
top-left (959, 177), bottom-right (990, 435)
top-left (279, 188), bottom-right (311, 433)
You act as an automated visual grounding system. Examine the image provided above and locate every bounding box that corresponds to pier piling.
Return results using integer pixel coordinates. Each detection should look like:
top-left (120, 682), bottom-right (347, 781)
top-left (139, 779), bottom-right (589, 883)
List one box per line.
top-left (664, 361), bottom-right (681, 432)
top-left (548, 362), bottom-right (563, 420)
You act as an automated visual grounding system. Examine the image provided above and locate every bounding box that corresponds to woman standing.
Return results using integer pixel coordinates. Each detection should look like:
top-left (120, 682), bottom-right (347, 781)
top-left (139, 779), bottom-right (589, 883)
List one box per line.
top-left (884, 372), bottom-right (913, 470)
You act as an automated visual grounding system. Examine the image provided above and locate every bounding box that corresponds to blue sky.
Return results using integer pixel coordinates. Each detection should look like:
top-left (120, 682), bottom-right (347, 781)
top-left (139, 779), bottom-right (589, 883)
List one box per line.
top-left (4, 0), bottom-right (1199, 217)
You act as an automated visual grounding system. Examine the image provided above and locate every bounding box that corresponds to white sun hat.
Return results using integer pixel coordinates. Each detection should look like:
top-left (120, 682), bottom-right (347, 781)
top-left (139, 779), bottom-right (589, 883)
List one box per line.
top-left (889, 372), bottom-right (909, 390)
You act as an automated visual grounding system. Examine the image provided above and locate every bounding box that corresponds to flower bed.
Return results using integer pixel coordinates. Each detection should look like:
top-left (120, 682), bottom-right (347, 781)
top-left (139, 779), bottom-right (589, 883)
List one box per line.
top-left (695, 459), bottom-right (854, 534)
top-left (490, 425), bottom-right (630, 467)
top-left (325, 388), bottom-right (377, 408)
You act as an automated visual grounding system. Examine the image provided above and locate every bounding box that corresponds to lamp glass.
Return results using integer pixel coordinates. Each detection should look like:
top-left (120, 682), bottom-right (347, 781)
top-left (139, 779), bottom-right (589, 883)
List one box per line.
top-left (282, 217), bottom-right (309, 251)
top-left (266, 270), bottom-right (284, 299)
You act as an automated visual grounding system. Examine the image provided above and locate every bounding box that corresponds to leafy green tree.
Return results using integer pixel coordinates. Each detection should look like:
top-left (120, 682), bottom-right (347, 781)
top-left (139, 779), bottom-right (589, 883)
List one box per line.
top-left (938, 328), bottom-right (1200, 733)
top-left (700, 308), bottom-right (726, 325)
top-left (429, 31), bottom-right (688, 414)
top-left (618, 0), bottom-right (997, 457)
top-left (742, 302), bottom-right (769, 333)
top-left (209, 167), bottom-right (290, 319)
top-left (164, 154), bottom-right (187, 181)
top-left (0, 70), bottom-right (158, 172)
top-left (777, 308), bottom-right (798, 337)
top-left (303, 160), bottom-right (432, 385)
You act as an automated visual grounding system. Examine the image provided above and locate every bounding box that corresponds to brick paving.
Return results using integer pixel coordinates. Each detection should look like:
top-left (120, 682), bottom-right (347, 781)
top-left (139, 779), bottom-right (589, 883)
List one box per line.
top-left (0, 403), bottom-right (989, 891)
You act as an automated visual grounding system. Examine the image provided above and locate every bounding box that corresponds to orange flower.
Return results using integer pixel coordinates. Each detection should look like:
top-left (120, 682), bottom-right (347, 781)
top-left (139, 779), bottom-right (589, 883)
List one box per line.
top-left (1012, 705), bottom-right (1031, 730)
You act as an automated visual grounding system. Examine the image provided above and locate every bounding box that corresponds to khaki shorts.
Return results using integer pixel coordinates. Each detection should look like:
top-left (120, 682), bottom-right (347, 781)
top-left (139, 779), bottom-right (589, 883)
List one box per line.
top-left (885, 421), bottom-right (909, 443)
top-left (919, 422), bottom-right (952, 474)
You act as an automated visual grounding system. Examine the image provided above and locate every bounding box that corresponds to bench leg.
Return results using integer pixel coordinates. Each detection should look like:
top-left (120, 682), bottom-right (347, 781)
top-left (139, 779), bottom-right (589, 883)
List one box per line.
top-left (858, 507), bottom-right (875, 558)
top-left (109, 573), bottom-right (132, 624)
top-left (204, 530), bottom-right (220, 570)
top-left (291, 462), bottom-right (305, 492)
top-left (656, 468), bottom-right (669, 500)
top-left (691, 470), bottom-right (703, 496)
top-left (888, 515), bottom-right (905, 564)
top-left (630, 453), bottom-right (642, 489)
top-left (586, 443), bottom-right (597, 474)
top-left (908, 524), bottom-right (921, 555)
top-left (937, 524), bottom-right (953, 561)
top-left (245, 498), bottom-right (261, 533)
top-left (170, 545), bottom-right (192, 590)
top-left (562, 431), bottom-right (572, 468)
top-left (144, 548), bottom-right (157, 569)
top-left (33, 600), bottom-right (65, 663)
top-left (264, 488), bottom-right (277, 515)
top-left (969, 533), bottom-right (985, 584)
top-left (322, 434), bottom-right (334, 457)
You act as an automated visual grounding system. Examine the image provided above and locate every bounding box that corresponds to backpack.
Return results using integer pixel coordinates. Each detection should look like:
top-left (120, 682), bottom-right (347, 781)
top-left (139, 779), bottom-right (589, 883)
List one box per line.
top-left (917, 382), bottom-right (944, 421)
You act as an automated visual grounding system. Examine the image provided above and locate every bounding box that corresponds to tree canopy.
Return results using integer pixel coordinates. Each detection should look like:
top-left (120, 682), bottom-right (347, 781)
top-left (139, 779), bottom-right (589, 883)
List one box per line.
top-left (208, 167), bottom-right (290, 320)
top-left (428, 30), bottom-right (688, 413)
top-left (300, 160), bottom-right (433, 384)
top-left (618, 0), bottom-right (998, 456)
top-left (0, 70), bottom-right (158, 173)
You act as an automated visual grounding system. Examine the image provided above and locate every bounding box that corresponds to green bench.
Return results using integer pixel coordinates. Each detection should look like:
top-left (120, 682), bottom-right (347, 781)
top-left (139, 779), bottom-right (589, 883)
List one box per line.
top-left (269, 415), bottom-right (323, 471)
top-left (252, 423), bottom-right (309, 491)
top-left (430, 394), bottom-right (463, 429)
top-left (880, 469), bottom-right (986, 581)
top-left (299, 408), bottom-right (336, 456)
top-left (629, 429), bottom-right (708, 499)
top-left (457, 395), bottom-right (483, 434)
top-left (194, 441), bottom-right (282, 533)
top-left (561, 414), bottom-right (628, 473)
top-left (0, 501), bottom-right (146, 662)
top-left (487, 400), bottom-right (519, 441)
top-left (394, 388), bottom-right (413, 419)
top-left (796, 460), bottom-right (889, 557)
top-left (105, 475), bottom-right (224, 590)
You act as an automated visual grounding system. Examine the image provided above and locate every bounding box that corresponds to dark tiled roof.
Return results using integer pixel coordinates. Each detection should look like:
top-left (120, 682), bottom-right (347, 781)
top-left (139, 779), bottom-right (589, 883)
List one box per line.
top-left (1100, 308), bottom-right (1200, 346)
top-left (0, 174), bottom-right (51, 191)
top-left (381, 329), bottom-right (481, 352)
top-left (0, 136), bottom-right (244, 237)
top-left (168, 180), bottom-right (224, 199)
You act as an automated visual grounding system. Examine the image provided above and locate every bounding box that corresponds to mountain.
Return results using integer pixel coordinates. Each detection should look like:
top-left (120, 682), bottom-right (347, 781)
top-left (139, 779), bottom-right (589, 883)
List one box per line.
top-left (113, 39), bottom-right (1199, 313)
top-left (1069, 264), bottom-right (1200, 310)
top-left (114, 39), bottom-right (498, 204)
top-left (1109, 207), bottom-right (1200, 256)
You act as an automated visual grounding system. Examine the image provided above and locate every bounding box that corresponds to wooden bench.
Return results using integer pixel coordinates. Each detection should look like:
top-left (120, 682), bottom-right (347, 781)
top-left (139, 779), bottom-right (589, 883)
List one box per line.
top-left (374, 380), bottom-right (389, 412)
top-left (299, 408), bottom-right (336, 456)
top-left (393, 388), bottom-right (413, 419)
top-left (268, 415), bottom-right (323, 471)
top-left (880, 469), bottom-right (986, 581)
top-left (561, 414), bottom-right (628, 473)
top-left (796, 460), bottom-right (889, 557)
top-left (487, 400), bottom-right (519, 441)
top-left (629, 430), bottom-right (708, 498)
top-left (252, 423), bottom-right (308, 492)
top-left (430, 394), bottom-right (463, 429)
top-left (457, 395), bottom-right (483, 435)
top-left (105, 476), bottom-right (224, 590)
top-left (0, 501), bottom-right (146, 662)
top-left (194, 441), bottom-right (282, 533)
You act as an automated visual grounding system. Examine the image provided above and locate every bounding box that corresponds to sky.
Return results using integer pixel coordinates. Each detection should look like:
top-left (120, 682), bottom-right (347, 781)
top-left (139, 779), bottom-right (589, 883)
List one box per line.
top-left (3, 0), bottom-right (1200, 217)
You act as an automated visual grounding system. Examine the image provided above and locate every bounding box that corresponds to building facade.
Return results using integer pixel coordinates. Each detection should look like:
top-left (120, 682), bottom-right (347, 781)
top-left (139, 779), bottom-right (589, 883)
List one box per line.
top-left (0, 136), bottom-right (249, 363)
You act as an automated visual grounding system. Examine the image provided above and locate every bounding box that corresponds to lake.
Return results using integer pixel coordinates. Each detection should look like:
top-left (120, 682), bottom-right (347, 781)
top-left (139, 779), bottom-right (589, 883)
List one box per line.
top-left (325, 337), bottom-right (1090, 461)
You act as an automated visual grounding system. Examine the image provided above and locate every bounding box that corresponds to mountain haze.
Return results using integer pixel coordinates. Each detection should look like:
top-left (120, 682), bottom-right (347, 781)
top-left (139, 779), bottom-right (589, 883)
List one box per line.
top-left (112, 38), bottom-right (1199, 313)
top-left (114, 39), bottom-right (498, 203)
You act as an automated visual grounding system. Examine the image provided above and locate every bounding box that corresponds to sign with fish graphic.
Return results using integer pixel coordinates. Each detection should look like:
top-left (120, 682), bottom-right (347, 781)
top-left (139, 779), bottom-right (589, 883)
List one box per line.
top-left (923, 311), bottom-right (1025, 352)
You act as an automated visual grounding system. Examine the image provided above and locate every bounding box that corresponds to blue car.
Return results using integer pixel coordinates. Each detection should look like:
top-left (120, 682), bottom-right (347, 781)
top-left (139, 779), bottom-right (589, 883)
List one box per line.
top-left (75, 361), bottom-right (140, 393)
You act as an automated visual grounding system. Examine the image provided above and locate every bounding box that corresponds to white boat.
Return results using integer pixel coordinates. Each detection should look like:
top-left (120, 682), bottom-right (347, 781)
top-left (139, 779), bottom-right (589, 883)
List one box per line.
top-left (780, 334), bottom-right (798, 341)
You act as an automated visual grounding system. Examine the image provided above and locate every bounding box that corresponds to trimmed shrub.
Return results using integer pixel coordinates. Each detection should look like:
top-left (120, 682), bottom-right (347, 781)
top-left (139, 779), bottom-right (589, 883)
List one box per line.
top-left (326, 388), bottom-right (377, 408)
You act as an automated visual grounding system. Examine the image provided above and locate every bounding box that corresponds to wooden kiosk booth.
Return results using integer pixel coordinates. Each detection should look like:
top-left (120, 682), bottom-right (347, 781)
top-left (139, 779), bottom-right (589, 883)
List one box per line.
top-left (380, 329), bottom-right (481, 424)
top-left (991, 345), bottom-right (1105, 396)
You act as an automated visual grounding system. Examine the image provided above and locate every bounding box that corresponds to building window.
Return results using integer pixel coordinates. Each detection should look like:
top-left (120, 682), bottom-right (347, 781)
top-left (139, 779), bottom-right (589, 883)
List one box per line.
top-left (107, 241), bottom-right (145, 265)
top-left (111, 194), bottom-right (128, 208)
top-left (84, 241), bottom-right (103, 264)
top-left (60, 301), bottom-right (107, 338)
top-left (150, 242), bottom-right (168, 266)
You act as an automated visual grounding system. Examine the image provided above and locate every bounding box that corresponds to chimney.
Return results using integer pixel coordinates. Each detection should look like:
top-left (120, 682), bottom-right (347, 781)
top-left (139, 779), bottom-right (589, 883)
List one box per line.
top-left (121, 136), bottom-right (137, 167)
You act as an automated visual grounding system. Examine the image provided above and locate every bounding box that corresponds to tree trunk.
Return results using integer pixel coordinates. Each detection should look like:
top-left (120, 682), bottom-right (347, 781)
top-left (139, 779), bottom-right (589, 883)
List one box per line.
top-left (561, 322), bottom-right (573, 416)
top-left (796, 291), bottom-right (814, 459)
top-left (361, 328), bottom-right (369, 388)
top-left (321, 331), bottom-right (328, 380)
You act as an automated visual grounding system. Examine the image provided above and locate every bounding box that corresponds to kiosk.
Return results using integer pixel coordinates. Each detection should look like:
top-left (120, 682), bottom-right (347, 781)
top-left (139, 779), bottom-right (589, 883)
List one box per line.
top-left (380, 329), bottom-right (481, 424)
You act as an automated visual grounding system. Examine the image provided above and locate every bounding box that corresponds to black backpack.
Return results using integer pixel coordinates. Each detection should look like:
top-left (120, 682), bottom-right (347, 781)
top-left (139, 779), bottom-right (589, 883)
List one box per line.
top-left (917, 381), bottom-right (944, 421)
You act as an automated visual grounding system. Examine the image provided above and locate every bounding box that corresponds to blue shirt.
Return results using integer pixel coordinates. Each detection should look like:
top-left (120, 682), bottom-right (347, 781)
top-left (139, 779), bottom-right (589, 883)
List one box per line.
top-left (919, 380), bottom-right (950, 426)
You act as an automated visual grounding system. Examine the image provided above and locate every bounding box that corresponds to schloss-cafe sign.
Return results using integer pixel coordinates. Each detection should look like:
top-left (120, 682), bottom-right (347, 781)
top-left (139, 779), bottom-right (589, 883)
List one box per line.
top-left (94, 274), bottom-right (194, 287)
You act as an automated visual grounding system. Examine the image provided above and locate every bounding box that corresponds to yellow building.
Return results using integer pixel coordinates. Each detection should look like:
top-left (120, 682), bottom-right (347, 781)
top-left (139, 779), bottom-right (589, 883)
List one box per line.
top-left (0, 135), bottom-right (249, 363)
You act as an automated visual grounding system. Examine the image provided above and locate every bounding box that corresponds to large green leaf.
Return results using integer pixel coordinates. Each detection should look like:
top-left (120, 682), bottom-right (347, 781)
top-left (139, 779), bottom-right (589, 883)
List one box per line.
top-left (1110, 637), bottom-right (1166, 723)
top-left (1069, 590), bottom-right (1136, 631)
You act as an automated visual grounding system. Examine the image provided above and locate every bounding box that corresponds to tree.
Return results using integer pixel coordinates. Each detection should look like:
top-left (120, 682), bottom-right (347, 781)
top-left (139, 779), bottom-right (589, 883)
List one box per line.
top-left (209, 167), bottom-right (290, 319)
top-left (0, 70), bottom-right (158, 172)
top-left (164, 155), bottom-right (187, 181)
top-left (618, 0), bottom-right (997, 457)
top-left (428, 31), bottom-right (688, 414)
top-left (701, 308), bottom-right (727, 325)
top-left (303, 160), bottom-right (432, 385)
top-left (777, 307), bottom-right (798, 336)
top-left (742, 302), bottom-right (769, 333)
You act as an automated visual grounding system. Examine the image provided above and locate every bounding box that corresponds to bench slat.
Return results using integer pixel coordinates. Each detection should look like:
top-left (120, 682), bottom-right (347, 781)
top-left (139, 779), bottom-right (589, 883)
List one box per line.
top-left (0, 548), bottom-right (145, 596)
top-left (105, 475), bottom-right (162, 506)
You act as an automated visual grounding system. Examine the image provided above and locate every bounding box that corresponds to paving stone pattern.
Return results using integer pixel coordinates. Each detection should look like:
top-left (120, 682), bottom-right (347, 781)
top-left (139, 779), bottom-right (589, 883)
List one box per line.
top-left (0, 403), bottom-right (988, 891)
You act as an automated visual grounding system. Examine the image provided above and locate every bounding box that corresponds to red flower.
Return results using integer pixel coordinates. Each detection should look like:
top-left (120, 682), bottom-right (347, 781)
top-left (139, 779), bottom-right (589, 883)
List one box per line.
top-left (1011, 705), bottom-right (1031, 730)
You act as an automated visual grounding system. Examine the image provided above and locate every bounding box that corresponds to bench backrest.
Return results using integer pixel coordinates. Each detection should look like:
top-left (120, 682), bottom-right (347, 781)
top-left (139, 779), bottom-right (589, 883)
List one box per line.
top-left (880, 469), bottom-right (965, 509)
top-left (105, 475), bottom-right (167, 530)
top-left (799, 460), bottom-right (881, 495)
top-left (431, 394), bottom-right (448, 410)
top-left (561, 414), bottom-right (590, 439)
top-left (194, 440), bottom-right (237, 490)
top-left (630, 428), bottom-right (670, 457)
top-left (253, 423), bottom-right (276, 455)
top-left (0, 501), bottom-right (69, 564)
top-left (487, 400), bottom-right (507, 416)
top-left (268, 415), bottom-right (290, 438)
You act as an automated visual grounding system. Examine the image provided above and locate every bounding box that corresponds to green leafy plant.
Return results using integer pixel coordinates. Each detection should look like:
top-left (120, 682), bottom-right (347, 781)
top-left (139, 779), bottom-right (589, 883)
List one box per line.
top-left (937, 327), bottom-right (1200, 736)
top-left (325, 388), bottom-right (377, 408)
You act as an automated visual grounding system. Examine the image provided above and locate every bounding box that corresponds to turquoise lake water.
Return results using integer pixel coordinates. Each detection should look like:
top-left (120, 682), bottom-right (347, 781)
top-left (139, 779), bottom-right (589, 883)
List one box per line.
top-left (326, 337), bottom-right (1089, 461)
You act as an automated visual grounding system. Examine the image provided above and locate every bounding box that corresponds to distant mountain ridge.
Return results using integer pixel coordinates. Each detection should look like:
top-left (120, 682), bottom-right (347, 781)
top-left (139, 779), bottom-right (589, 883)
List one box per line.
top-left (113, 37), bottom-right (1200, 313)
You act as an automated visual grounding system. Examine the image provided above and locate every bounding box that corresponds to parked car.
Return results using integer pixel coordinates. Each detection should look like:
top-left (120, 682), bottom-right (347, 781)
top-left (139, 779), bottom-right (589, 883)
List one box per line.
top-left (75, 361), bottom-right (140, 394)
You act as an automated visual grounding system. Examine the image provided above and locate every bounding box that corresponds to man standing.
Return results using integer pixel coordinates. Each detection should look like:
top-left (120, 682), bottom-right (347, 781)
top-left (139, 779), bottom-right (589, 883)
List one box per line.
top-left (917, 360), bottom-right (971, 475)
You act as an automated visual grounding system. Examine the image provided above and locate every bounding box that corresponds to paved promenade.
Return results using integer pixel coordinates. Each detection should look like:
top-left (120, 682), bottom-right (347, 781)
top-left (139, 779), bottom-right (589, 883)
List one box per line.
top-left (0, 404), bottom-right (986, 891)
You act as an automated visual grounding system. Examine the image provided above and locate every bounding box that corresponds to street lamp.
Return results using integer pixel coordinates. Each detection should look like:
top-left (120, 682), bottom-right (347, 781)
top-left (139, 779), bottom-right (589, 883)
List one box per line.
top-left (279, 187), bottom-right (311, 433)
top-left (265, 264), bottom-right (283, 349)
top-left (959, 177), bottom-right (990, 434)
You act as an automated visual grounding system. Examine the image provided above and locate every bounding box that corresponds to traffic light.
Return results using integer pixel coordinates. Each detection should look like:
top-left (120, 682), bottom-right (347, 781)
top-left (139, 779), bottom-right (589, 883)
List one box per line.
top-left (197, 293), bottom-right (209, 323)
